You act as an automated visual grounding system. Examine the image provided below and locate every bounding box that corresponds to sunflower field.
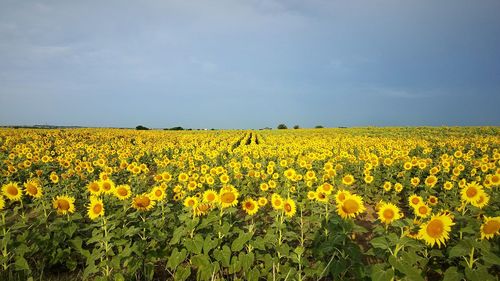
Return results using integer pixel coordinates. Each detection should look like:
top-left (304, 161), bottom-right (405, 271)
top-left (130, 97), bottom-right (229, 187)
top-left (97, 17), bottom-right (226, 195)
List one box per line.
top-left (0, 127), bottom-right (499, 281)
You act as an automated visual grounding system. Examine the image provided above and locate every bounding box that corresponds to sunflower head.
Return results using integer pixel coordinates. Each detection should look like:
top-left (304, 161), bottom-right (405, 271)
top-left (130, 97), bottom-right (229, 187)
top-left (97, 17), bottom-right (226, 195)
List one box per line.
top-left (342, 174), bottom-right (355, 186)
top-left (2, 182), bottom-right (23, 201)
top-left (414, 203), bottom-right (432, 218)
top-left (203, 189), bottom-right (219, 204)
top-left (336, 194), bottom-right (366, 219)
top-left (87, 197), bottom-right (104, 220)
top-left (24, 179), bottom-right (43, 198)
top-left (283, 198), bottom-right (297, 218)
top-left (219, 187), bottom-right (239, 208)
top-left (114, 185), bottom-right (132, 200)
top-left (52, 195), bottom-right (76, 215)
top-left (480, 216), bottom-right (500, 240)
top-left (132, 194), bottom-right (155, 211)
top-left (242, 198), bottom-right (259, 216)
top-left (461, 181), bottom-right (484, 205)
top-left (377, 202), bottom-right (401, 225)
top-left (183, 196), bottom-right (198, 208)
top-left (87, 181), bottom-right (101, 195)
top-left (271, 194), bottom-right (284, 210)
top-left (258, 197), bottom-right (268, 206)
top-left (150, 186), bottom-right (166, 201)
top-left (418, 213), bottom-right (454, 248)
top-left (408, 194), bottom-right (423, 208)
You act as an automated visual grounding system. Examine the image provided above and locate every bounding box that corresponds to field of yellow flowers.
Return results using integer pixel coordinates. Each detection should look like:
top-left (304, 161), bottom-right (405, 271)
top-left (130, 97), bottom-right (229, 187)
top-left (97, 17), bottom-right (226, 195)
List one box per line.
top-left (0, 127), bottom-right (499, 281)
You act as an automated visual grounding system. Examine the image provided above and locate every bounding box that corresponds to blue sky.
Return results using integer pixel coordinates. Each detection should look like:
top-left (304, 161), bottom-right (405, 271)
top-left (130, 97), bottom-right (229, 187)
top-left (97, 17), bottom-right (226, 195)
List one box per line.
top-left (0, 0), bottom-right (499, 129)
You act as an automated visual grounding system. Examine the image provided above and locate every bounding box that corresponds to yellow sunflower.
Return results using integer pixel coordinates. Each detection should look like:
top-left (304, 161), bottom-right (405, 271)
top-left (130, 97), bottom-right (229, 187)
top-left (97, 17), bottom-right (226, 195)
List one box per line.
top-left (480, 216), bottom-right (500, 240)
top-left (424, 175), bottom-right (438, 188)
top-left (271, 194), bottom-right (284, 210)
top-left (0, 196), bottom-right (5, 210)
top-left (242, 198), bottom-right (259, 216)
top-left (408, 194), bottom-right (423, 208)
top-left (24, 179), bottom-right (43, 199)
top-left (87, 197), bottom-right (104, 220)
top-left (471, 192), bottom-right (490, 209)
top-left (334, 189), bottom-right (351, 204)
top-left (307, 191), bottom-right (316, 200)
top-left (99, 179), bottom-right (115, 195)
top-left (383, 182), bottom-right (392, 192)
top-left (336, 194), bottom-right (366, 219)
top-left (50, 173), bottom-right (59, 184)
top-left (427, 196), bottom-right (438, 206)
top-left (52, 195), bottom-right (76, 215)
top-left (418, 213), bottom-right (454, 247)
top-left (258, 197), bottom-right (268, 206)
top-left (150, 186), bottom-right (167, 201)
top-left (202, 189), bottom-right (219, 204)
top-left (114, 185), bottom-right (132, 200)
top-left (219, 186), bottom-right (239, 208)
top-left (461, 181), bottom-right (484, 205)
top-left (377, 203), bottom-right (402, 225)
top-left (194, 203), bottom-right (212, 217)
top-left (414, 203), bottom-right (432, 218)
top-left (87, 181), bottom-right (101, 196)
top-left (131, 194), bottom-right (155, 211)
top-left (2, 182), bottom-right (23, 201)
top-left (183, 196), bottom-right (198, 208)
top-left (342, 174), bottom-right (355, 186)
top-left (283, 198), bottom-right (297, 218)
top-left (320, 183), bottom-right (333, 195)
top-left (443, 181), bottom-right (453, 191)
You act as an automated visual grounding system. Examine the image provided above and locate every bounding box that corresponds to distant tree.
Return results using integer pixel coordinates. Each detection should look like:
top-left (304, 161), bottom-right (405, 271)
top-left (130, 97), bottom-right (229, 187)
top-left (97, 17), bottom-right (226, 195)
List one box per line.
top-left (277, 124), bottom-right (288, 130)
top-left (315, 125), bottom-right (324, 128)
top-left (136, 125), bottom-right (150, 130)
top-left (293, 125), bottom-right (300, 129)
top-left (165, 126), bottom-right (184, 131)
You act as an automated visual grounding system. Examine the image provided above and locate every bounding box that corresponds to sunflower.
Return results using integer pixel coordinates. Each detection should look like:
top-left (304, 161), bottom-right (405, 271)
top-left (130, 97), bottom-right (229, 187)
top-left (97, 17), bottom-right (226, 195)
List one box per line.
top-left (87, 181), bottom-right (101, 195)
top-left (383, 182), bottom-right (392, 192)
top-left (425, 175), bottom-right (438, 188)
top-left (334, 189), bottom-right (351, 204)
top-left (218, 185), bottom-right (239, 208)
top-left (490, 174), bottom-right (499, 186)
top-left (131, 194), bottom-right (155, 211)
top-left (242, 198), bottom-right (259, 216)
top-left (52, 195), bottom-right (76, 215)
top-left (408, 194), bottom-right (423, 208)
top-left (258, 197), bottom-right (268, 206)
top-left (315, 191), bottom-right (328, 203)
top-left (260, 183), bottom-right (269, 191)
top-left (418, 213), bottom-right (454, 247)
top-left (2, 182), bottom-right (23, 201)
top-left (0, 196), bottom-right (5, 210)
top-left (203, 189), bottom-right (219, 204)
top-left (443, 181), bottom-right (453, 191)
top-left (50, 173), bottom-right (59, 183)
top-left (24, 179), bottom-right (43, 198)
top-left (410, 177), bottom-right (420, 187)
top-left (183, 196), bottom-right (198, 208)
top-left (414, 203), bottom-right (432, 218)
top-left (480, 216), bottom-right (500, 240)
top-left (194, 203), bottom-right (212, 217)
top-left (320, 183), bottom-right (333, 195)
top-left (150, 186), bottom-right (167, 201)
top-left (342, 174), bottom-right (355, 185)
top-left (220, 174), bottom-right (230, 184)
top-left (271, 194), bottom-right (284, 210)
top-left (427, 196), bottom-right (438, 206)
top-left (178, 173), bottom-right (189, 182)
top-left (377, 202), bottom-right (401, 225)
top-left (471, 192), bottom-right (490, 209)
top-left (336, 194), bottom-right (366, 219)
top-left (114, 185), bottom-right (132, 200)
top-left (394, 183), bottom-right (403, 193)
top-left (461, 181), bottom-right (484, 205)
top-left (283, 198), bottom-right (297, 218)
top-left (307, 191), bottom-right (316, 200)
top-left (100, 179), bottom-right (115, 195)
top-left (87, 197), bottom-right (104, 220)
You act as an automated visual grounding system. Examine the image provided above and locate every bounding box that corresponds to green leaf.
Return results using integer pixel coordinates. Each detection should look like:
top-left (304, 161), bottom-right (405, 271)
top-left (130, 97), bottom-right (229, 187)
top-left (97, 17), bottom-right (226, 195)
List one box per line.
top-left (184, 234), bottom-right (204, 255)
top-left (442, 267), bottom-right (463, 281)
top-left (370, 237), bottom-right (389, 250)
top-left (371, 264), bottom-right (394, 281)
top-left (448, 240), bottom-right (472, 258)
top-left (83, 262), bottom-right (99, 280)
top-left (203, 236), bottom-right (218, 255)
top-left (465, 266), bottom-right (495, 281)
top-left (247, 267), bottom-right (260, 281)
top-left (240, 252), bottom-right (255, 272)
top-left (114, 273), bottom-right (125, 281)
top-left (191, 254), bottom-right (210, 269)
top-left (231, 232), bottom-right (253, 252)
top-left (174, 265), bottom-right (191, 281)
top-left (63, 223), bottom-right (78, 237)
top-left (170, 227), bottom-right (185, 245)
top-left (213, 245), bottom-right (231, 268)
top-left (294, 246), bottom-right (305, 256)
top-left (388, 255), bottom-right (424, 281)
top-left (482, 251), bottom-right (500, 266)
top-left (167, 248), bottom-right (187, 271)
top-left (14, 256), bottom-right (30, 272)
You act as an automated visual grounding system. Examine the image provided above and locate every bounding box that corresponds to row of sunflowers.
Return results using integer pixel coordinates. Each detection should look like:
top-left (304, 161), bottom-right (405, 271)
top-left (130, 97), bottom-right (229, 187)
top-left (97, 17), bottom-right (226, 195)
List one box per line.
top-left (0, 127), bottom-right (499, 280)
